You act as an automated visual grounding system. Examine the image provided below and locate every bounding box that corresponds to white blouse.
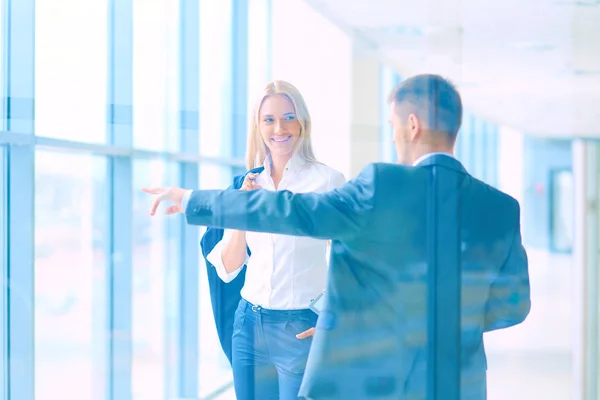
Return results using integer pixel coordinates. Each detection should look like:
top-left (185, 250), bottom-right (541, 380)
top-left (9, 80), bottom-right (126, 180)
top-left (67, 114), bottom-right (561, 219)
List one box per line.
top-left (206, 155), bottom-right (346, 310)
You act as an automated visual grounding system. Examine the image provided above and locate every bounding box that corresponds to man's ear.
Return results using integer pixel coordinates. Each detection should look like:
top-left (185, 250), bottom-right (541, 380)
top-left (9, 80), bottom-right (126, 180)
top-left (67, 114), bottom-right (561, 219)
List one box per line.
top-left (408, 113), bottom-right (421, 140)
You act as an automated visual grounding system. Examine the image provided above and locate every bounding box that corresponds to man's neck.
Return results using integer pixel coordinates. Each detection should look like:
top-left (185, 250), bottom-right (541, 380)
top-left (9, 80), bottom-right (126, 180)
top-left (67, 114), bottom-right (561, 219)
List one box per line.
top-left (411, 146), bottom-right (453, 165)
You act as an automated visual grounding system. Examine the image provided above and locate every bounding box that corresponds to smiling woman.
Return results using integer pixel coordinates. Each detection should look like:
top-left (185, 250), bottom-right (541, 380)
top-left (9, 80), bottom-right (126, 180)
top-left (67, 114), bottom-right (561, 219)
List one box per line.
top-left (199, 79), bottom-right (347, 400)
top-left (246, 81), bottom-right (317, 171)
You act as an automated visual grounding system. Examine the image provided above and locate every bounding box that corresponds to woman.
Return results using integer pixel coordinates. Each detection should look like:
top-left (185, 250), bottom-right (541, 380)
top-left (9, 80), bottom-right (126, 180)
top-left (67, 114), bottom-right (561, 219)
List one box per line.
top-left (205, 80), bottom-right (345, 400)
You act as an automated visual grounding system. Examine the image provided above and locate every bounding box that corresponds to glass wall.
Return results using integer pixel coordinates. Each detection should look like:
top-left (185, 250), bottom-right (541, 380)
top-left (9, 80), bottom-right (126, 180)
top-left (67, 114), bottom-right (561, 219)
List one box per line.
top-left (199, 0), bottom-right (233, 159)
top-left (197, 162), bottom-right (234, 398)
top-left (34, 151), bottom-right (107, 399)
top-left (0, 0), bottom-right (260, 398)
top-left (2, 0), bottom-right (596, 399)
top-left (131, 160), bottom-right (180, 398)
top-left (132, 0), bottom-right (180, 152)
top-left (35, 0), bottom-right (108, 143)
top-left (0, 146), bottom-right (6, 399)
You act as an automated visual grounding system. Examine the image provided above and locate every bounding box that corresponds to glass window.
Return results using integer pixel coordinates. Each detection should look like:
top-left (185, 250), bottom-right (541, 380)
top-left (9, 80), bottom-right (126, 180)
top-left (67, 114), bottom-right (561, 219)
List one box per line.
top-left (197, 162), bottom-right (234, 398)
top-left (199, 162), bottom-right (233, 190)
top-left (247, 0), bottom-right (271, 107)
top-left (380, 66), bottom-right (398, 162)
top-left (0, 4), bottom-right (5, 130)
top-left (132, 0), bottom-right (180, 151)
top-left (199, 0), bottom-right (233, 158)
top-left (486, 136), bottom-right (573, 399)
top-left (34, 151), bottom-right (107, 399)
top-left (0, 146), bottom-right (6, 398)
top-left (550, 169), bottom-right (574, 253)
top-left (35, 0), bottom-right (107, 143)
top-left (132, 159), bottom-right (180, 399)
top-left (270, 0), bottom-right (352, 173)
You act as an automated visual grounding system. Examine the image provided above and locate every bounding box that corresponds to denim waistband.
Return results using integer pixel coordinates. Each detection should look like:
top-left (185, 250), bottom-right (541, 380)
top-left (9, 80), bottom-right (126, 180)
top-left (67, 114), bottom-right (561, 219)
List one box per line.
top-left (240, 298), bottom-right (316, 320)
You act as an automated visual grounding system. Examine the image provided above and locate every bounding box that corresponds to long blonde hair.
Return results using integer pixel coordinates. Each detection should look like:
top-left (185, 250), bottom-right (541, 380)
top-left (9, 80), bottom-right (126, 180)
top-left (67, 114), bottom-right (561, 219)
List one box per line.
top-left (246, 80), bottom-right (318, 170)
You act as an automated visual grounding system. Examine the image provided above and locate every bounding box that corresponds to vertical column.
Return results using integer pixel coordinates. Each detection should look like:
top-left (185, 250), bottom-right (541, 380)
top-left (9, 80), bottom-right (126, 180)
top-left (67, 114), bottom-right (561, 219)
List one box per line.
top-left (427, 167), bottom-right (461, 400)
top-left (231, 0), bottom-right (249, 160)
top-left (457, 114), bottom-right (472, 172)
top-left (378, 66), bottom-right (397, 163)
top-left (476, 119), bottom-right (487, 182)
top-left (178, 0), bottom-right (199, 396)
top-left (107, 0), bottom-right (134, 398)
top-left (350, 44), bottom-right (381, 175)
top-left (0, 148), bottom-right (4, 399)
top-left (486, 124), bottom-right (499, 187)
top-left (424, 2), bottom-right (463, 397)
top-left (572, 140), bottom-right (600, 400)
top-left (5, 0), bottom-right (35, 398)
top-left (0, 149), bottom-right (5, 400)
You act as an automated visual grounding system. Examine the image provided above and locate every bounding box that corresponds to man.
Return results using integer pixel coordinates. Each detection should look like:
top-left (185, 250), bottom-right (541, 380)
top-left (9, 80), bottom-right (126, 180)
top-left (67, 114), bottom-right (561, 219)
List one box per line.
top-left (143, 74), bottom-right (531, 399)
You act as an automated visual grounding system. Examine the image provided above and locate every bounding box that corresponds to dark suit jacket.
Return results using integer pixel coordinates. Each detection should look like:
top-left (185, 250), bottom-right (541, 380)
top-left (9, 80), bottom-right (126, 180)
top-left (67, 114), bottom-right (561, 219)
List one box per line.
top-left (186, 155), bottom-right (531, 399)
top-left (199, 166), bottom-right (264, 365)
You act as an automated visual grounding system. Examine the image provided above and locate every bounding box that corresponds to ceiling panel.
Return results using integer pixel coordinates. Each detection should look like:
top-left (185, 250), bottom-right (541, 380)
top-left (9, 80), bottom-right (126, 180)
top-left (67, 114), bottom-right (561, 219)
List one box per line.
top-left (310, 0), bottom-right (600, 137)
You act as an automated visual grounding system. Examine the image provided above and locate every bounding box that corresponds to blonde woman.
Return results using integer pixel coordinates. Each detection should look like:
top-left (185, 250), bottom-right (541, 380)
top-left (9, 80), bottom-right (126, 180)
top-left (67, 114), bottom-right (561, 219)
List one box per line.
top-left (204, 80), bottom-right (345, 400)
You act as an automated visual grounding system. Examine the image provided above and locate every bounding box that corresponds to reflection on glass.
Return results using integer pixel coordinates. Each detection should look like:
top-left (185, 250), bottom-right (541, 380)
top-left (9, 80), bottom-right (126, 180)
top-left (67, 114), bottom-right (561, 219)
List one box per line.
top-left (248, 0), bottom-right (271, 108)
top-left (132, 0), bottom-right (180, 151)
top-left (0, 146), bottom-right (6, 385)
top-left (487, 143), bottom-right (573, 399)
top-left (132, 159), bottom-right (180, 399)
top-left (0, 4), bottom-right (4, 130)
top-left (550, 169), bottom-right (574, 253)
top-left (198, 162), bottom-right (234, 398)
top-left (199, 0), bottom-right (233, 157)
top-left (35, 0), bottom-right (107, 142)
top-left (34, 151), bottom-right (107, 399)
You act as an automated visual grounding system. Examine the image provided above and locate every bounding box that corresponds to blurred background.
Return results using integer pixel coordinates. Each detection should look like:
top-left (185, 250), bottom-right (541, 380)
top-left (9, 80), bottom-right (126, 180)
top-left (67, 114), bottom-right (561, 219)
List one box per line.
top-left (1, 0), bottom-right (599, 399)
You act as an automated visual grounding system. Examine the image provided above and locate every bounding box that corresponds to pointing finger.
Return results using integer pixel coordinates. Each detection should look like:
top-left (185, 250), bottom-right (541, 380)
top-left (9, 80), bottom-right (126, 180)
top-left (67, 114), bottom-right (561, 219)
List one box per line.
top-left (150, 195), bottom-right (163, 216)
top-left (142, 187), bottom-right (164, 195)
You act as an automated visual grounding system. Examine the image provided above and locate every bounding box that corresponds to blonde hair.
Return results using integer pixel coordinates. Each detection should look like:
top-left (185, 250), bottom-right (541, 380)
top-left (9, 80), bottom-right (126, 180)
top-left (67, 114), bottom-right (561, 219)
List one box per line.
top-left (246, 80), bottom-right (318, 169)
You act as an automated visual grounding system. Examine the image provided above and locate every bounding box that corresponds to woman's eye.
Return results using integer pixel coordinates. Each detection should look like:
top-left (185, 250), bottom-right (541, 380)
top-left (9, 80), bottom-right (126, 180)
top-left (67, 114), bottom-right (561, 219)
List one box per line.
top-left (286, 115), bottom-right (296, 120)
top-left (263, 118), bottom-right (273, 123)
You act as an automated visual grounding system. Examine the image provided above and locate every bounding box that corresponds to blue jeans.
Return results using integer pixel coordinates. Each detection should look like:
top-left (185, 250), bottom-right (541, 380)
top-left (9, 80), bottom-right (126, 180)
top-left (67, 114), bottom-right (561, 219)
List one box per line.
top-left (232, 298), bottom-right (318, 400)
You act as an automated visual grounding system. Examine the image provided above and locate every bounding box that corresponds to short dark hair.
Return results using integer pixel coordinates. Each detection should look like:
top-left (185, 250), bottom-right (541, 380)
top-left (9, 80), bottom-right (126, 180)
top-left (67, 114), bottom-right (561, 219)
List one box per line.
top-left (388, 74), bottom-right (463, 140)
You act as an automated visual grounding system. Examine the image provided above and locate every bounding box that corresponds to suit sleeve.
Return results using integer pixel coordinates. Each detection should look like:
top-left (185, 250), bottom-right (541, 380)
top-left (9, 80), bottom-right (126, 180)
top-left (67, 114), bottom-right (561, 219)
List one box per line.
top-left (484, 206), bottom-right (531, 332)
top-left (184, 164), bottom-right (377, 241)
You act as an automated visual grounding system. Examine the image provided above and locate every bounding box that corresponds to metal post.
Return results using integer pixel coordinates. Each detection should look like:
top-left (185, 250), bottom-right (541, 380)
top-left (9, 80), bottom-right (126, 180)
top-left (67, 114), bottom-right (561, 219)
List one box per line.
top-left (572, 139), bottom-right (600, 400)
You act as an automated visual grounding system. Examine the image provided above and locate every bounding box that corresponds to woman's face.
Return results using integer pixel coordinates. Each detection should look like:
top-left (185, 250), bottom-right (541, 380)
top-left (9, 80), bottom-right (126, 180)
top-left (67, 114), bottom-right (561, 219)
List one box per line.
top-left (259, 94), bottom-right (301, 159)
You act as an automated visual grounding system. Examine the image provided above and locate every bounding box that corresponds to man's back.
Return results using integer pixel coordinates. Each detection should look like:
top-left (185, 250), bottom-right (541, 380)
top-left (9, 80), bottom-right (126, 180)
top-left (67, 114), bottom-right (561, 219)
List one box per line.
top-left (299, 155), bottom-right (531, 400)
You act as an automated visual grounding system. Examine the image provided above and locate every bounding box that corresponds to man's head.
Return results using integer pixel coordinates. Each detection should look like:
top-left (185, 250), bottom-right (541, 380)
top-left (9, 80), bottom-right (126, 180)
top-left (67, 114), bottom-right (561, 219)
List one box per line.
top-left (387, 74), bottom-right (463, 165)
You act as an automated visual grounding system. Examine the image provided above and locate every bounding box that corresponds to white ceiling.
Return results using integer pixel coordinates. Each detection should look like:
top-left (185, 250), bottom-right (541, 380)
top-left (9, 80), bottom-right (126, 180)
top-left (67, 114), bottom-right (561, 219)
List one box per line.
top-left (306, 0), bottom-right (600, 138)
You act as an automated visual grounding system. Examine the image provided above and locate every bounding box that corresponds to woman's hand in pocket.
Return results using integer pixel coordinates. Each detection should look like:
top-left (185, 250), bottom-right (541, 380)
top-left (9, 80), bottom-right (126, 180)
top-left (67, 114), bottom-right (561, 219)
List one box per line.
top-left (296, 327), bottom-right (315, 339)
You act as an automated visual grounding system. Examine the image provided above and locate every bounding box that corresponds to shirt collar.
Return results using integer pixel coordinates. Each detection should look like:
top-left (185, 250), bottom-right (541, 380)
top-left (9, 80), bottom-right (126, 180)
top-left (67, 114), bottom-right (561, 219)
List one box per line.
top-left (262, 153), bottom-right (308, 175)
top-left (413, 152), bottom-right (455, 166)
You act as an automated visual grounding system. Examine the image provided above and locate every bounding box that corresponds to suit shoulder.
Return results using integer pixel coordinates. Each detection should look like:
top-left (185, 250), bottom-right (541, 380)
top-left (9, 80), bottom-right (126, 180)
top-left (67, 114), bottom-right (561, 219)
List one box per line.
top-left (367, 162), bottom-right (424, 180)
top-left (471, 177), bottom-right (520, 215)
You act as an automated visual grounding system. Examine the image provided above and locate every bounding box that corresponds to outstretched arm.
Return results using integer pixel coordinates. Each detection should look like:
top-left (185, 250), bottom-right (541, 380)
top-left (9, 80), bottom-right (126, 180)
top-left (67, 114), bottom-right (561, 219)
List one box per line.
top-left (185, 164), bottom-right (377, 241)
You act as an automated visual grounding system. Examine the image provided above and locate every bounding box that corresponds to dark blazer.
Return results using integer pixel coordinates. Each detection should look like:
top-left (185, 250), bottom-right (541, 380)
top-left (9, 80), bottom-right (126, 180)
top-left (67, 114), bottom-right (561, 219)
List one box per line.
top-left (186, 155), bottom-right (531, 399)
top-left (199, 166), bottom-right (264, 365)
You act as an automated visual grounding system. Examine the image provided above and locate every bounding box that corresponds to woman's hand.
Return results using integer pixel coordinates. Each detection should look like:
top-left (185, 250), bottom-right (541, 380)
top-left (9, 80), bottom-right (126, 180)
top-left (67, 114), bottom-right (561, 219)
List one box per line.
top-left (240, 173), bottom-right (262, 191)
top-left (296, 327), bottom-right (315, 339)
